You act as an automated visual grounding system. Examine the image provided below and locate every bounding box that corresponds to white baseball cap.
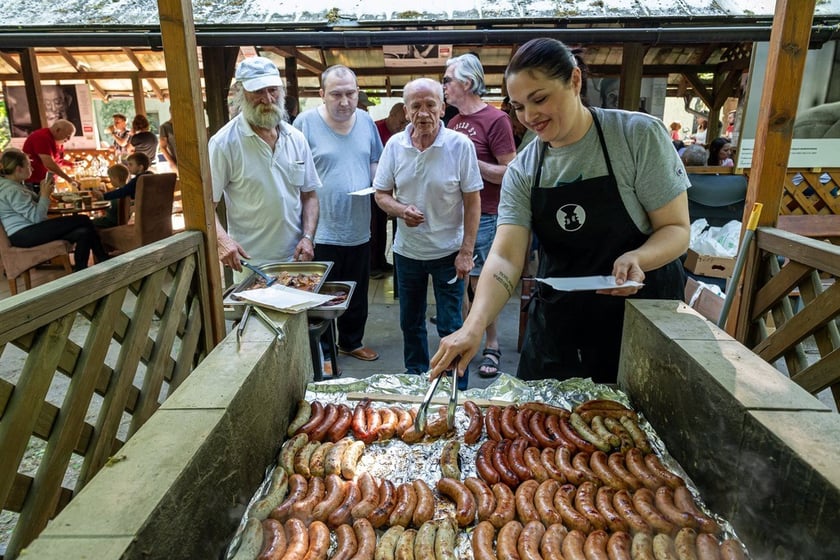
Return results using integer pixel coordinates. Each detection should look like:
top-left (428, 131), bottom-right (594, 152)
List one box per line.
top-left (235, 56), bottom-right (283, 92)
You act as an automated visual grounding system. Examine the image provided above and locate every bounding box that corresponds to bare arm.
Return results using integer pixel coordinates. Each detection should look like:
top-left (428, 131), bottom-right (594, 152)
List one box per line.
top-left (454, 190), bottom-right (480, 279)
top-left (477, 151), bottom-right (516, 185)
top-left (431, 223), bottom-right (530, 376)
top-left (159, 136), bottom-right (177, 171)
top-left (214, 202), bottom-right (249, 271)
top-left (38, 154), bottom-right (75, 185)
top-left (600, 191), bottom-right (690, 295)
top-left (293, 190), bottom-right (319, 261)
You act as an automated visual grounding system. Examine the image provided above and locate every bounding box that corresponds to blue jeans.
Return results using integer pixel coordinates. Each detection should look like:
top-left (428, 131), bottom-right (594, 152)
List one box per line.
top-left (394, 252), bottom-right (469, 389)
top-left (470, 213), bottom-right (497, 277)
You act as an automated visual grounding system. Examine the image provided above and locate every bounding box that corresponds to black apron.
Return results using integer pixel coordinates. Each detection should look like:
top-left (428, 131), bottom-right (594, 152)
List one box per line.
top-left (518, 109), bottom-right (685, 382)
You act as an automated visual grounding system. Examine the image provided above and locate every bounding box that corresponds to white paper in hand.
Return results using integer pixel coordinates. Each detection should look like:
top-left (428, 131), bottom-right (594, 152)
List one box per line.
top-left (348, 187), bottom-right (376, 196)
top-left (536, 276), bottom-right (644, 292)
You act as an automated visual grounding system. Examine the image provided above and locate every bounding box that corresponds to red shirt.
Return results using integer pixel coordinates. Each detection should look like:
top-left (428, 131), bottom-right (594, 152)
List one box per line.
top-left (448, 105), bottom-right (516, 214)
top-left (376, 119), bottom-right (395, 145)
top-left (22, 127), bottom-right (66, 183)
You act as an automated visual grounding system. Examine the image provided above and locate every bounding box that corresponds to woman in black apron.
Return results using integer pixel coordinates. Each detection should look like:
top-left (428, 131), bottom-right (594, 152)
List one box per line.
top-left (430, 37), bottom-right (690, 383)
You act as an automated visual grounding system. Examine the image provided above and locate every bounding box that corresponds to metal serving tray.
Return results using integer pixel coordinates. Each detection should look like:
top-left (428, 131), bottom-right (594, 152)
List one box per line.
top-left (222, 261), bottom-right (333, 310)
top-left (307, 281), bottom-right (356, 320)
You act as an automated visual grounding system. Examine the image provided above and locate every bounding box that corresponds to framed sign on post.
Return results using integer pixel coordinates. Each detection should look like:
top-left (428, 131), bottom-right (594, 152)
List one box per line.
top-left (5, 84), bottom-right (98, 149)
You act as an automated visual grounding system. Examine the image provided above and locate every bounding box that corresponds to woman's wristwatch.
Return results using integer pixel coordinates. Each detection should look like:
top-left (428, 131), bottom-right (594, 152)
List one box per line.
top-left (302, 233), bottom-right (315, 247)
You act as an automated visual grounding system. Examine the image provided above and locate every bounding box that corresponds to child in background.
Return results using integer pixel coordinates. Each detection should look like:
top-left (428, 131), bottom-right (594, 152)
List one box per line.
top-left (93, 163), bottom-right (129, 228)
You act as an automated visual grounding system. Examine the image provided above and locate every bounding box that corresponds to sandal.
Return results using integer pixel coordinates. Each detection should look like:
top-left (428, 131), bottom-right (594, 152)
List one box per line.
top-left (478, 347), bottom-right (501, 378)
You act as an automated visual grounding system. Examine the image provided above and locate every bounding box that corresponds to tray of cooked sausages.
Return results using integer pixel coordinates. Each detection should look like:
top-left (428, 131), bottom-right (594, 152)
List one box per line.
top-left (225, 381), bottom-right (749, 560)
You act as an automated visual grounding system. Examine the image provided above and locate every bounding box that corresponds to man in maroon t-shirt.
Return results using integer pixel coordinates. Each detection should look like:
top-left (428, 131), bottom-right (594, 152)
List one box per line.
top-left (22, 119), bottom-right (77, 189)
top-left (371, 102), bottom-right (408, 278)
top-left (444, 53), bottom-right (516, 377)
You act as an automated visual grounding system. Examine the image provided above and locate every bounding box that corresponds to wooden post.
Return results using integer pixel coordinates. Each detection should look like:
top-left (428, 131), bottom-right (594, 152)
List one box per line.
top-left (20, 48), bottom-right (45, 130)
top-left (131, 75), bottom-right (146, 116)
top-left (201, 46), bottom-right (239, 136)
top-left (285, 56), bottom-right (299, 100)
top-left (731, 0), bottom-right (816, 339)
top-left (157, 0), bottom-right (225, 344)
top-left (619, 43), bottom-right (645, 111)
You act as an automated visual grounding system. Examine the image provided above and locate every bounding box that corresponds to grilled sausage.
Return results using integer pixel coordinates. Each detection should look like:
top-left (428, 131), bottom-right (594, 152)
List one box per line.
top-left (541, 446), bottom-right (567, 482)
top-left (362, 407), bottom-right (382, 444)
top-left (619, 416), bottom-right (652, 453)
top-left (575, 480), bottom-right (608, 531)
top-left (437, 477), bottom-right (477, 527)
top-left (541, 523), bottom-right (568, 560)
top-left (440, 440), bottom-right (462, 480)
top-left (389, 482), bottom-right (418, 528)
top-left (530, 410), bottom-right (557, 448)
top-left (591, 415), bottom-right (621, 449)
top-left (271, 474), bottom-right (308, 522)
top-left (518, 520), bottom-right (547, 560)
top-left (294, 440), bottom-right (322, 477)
top-left (328, 479), bottom-right (361, 528)
top-left (368, 479), bottom-right (397, 529)
top-left (655, 486), bottom-right (697, 529)
top-left (604, 417), bottom-right (635, 453)
top-left (719, 539), bottom-right (746, 560)
top-left (392, 407), bottom-right (414, 437)
top-left (673, 486), bottom-right (719, 534)
top-left (694, 533), bottom-right (722, 560)
top-left (476, 440), bottom-right (501, 485)
top-left (559, 415), bottom-right (598, 453)
top-left (514, 408), bottom-right (540, 447)
top-left (375, 525), bottom-right (405, 560)
top-left (282, 518), bottom-right (310, 560)
top-left (351, 471), bottom-right (380, 520)
top-left (500, 405), bottom-right (520, 440)
top-left (645, 454), bottom-right (685, 490)
top-left (349, 518), bottom-right (376, 560)
top-left (545, 414), bottom-right (577, 451)
top-left (308, 442), bottom-right (332, 479)
top-left (341, 440), bottom-right (366, 480)
top-left (411, 479), bottom-right (435, 528)
top-left (250, 468), bottom-right (289, 521)
top-left (584, 529), bottom-right (610, 560)
top-left (280, 433), bottom-right (310, 476)
top-left (332, 523), bottom-right (358, 560)
top-left (493, 440), bottom-right (521, 488)
top-left (489, 482), bottom-right (516, 529)
top-left (553, 483), bottom-right (592, 534)
top-left (325, 438), bottom-right (352, 477)
top-left (311, 474), bottom-right (347, 523)
top-left (571, 451), bottom-right (602, 486)
top-left (413, 520), bottom-right (437, 560)
top-left (652, 533), bottom-right (679, 560)
top-left (608, 452), bottom-right (643, 491)
top-left (514, 479), bottom-right (540, 524)
top-left (570, 412), bottom-right (612, 452)
top-left (377, 407), bottom-right (398, 441)
top-left (425, 406), bottom-right (451, 438)
top-left (561, 529), bottom-right (587, 560)
top-left (472, 520), bottom-right (498, 560)
top-left (497, 520), bottom-right (523, 560)
top-left (625, 448), bottom-right (664, 491)
top-left (434, 515), bottom-right (458, 560)
top-left (632, 487), bottom-right (676, 535)
top-left (464, 400), bottom-right (484, 444)
top-left (394, 528), bottom-right (416, 560)
top-left (290, 475), bottom-right (325, 524)
top-left (327, 404), bottom-right (354, 442)
top-left (674, 527), bottom-right (699, 560)
top-left (465, 476), bottom-right (496, 522)
top-left (302, 520), bottom-right (330, 560)
top-left (256, 518), bottom-right (286, 560)
top-left (295, 401), bottom-right (325, 437)
top-left (595, 485), bottom-right (629, 533)
top-left (591, 450), bottom-right (626, 489)
top-left (607, 531), bottom-right (632, 560)
top-left (524, 446), bottom-right (550, 482)
top-left (485, 405), bottom-right (504, 441)
top-left (352, 400), bottom-right (371, 442)
top-left (308, 403), bottom-right (339, 443)
top-left (631, 532), bottom-right (655, 560)
top-left (534, 479), bottom-right (563, 527)
top-left (288, 400), bottom-right (312, 437)
top-left (522, 401), bottom-right (571, 418)
top-left (612, 489), bottom-right (651, 535)
top-left (508, 438), bottom-right (533, 482)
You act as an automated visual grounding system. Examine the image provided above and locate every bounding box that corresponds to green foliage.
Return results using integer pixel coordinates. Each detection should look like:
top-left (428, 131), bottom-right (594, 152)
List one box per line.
top-left (0, 101), bottom-right (10, 151)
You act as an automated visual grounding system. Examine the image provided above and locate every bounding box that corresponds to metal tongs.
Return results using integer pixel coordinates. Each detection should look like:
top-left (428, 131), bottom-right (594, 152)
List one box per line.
top-left (414, 366), bottom-right (459, 433)
top-left (237, 261), bottom-right (279, 346)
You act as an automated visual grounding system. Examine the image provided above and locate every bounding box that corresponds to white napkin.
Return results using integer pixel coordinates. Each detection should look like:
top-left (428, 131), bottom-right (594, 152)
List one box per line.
top-left (536, 276), bottom-right (644, 292)
top-left (235, 285), bottom-right (335, 313)
top-left (348, 187), bottom-right (376, 196)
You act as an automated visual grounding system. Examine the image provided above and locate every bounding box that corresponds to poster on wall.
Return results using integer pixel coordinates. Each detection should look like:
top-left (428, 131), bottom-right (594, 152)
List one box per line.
top-left (5, 84), bottom-right (98, 149)
top-left (737, 41), bottom-right (840, 168)
top-left (585, 77), bottom-right (667, 119)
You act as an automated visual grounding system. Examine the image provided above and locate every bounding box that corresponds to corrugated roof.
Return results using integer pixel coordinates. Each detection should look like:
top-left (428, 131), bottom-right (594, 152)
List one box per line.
top-left (1, 0), bottom-right (837, 27)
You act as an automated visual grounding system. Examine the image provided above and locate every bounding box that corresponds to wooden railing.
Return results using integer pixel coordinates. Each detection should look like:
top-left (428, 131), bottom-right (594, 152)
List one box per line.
top-left (741, 226), bottom-right (840, 409)
top-left (0, 232), bottom-right (214, 559)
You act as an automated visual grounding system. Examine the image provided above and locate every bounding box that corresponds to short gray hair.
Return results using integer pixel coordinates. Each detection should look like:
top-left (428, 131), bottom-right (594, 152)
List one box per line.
top-left (681, 144), bottom-right (708, 166)
top-left (446, 53), bottom-right (487, 96)
top-left (403, 78), bottom-right (444, 104)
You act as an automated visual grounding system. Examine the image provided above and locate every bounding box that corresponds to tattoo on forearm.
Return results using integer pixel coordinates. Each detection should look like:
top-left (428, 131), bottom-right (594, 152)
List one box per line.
top-left (493, 271), bottom-right (515, 297)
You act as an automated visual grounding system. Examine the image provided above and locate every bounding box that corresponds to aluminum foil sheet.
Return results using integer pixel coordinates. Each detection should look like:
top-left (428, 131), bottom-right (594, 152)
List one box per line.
top-left (226, 372), bottom-right (747, 559)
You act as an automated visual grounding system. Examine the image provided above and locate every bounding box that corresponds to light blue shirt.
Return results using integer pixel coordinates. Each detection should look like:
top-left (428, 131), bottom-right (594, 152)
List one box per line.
top-left (294, 108), bottom-right (383, 246)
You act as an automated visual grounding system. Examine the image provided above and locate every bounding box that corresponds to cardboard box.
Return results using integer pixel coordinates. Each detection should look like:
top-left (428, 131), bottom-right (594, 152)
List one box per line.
top-left (684, 248), bottom-right (735, 278)
top-left (684, 277), bottom-right (724, 322)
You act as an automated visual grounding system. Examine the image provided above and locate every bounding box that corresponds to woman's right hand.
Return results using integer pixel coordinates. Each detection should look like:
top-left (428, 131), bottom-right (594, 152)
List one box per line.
top-left (39, 176), bottom-right (55, 197)
top-left (430, 326), bottom-right (483, 380)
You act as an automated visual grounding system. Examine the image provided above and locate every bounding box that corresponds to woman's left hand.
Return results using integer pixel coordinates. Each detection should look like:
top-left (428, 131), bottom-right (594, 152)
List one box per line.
top-left (597, 253), bottom-right (645, 296)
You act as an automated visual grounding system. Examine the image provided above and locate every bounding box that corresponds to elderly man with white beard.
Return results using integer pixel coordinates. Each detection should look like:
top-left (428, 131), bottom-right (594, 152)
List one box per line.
top-left (210, 56), bottom-right (321, 278)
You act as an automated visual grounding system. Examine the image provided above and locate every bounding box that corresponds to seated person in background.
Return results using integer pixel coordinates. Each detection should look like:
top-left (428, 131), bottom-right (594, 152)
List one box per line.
top-left (92, 163), bottom-right (130, 228)
top-left (681, 144), bottom-right (708, 166)
top-left (94, 152), bottom-right (153, 204)
top-left (0, 148), bottom-right (108, 271)
top-left (707, 137), bottom-right (734, 167)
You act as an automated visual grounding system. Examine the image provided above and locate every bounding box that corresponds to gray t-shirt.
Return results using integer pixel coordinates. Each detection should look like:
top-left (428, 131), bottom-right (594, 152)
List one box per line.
top-left (294, 108), bottom-right (383, 246)
top-left (499, 108), bottom-right (689, 235)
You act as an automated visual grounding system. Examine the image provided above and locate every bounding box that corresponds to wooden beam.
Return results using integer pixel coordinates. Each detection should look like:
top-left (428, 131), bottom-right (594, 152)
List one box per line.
top-left (121, 47), bottom-right (165, 102)
top-left (158, 0), bottom-right (225, 344)
top-left (732, 0), bottom-right (816, 338)
top-left (131, 75), bottom-right (146, 115)
top-left (201, 46), bottom-right (238, 136)
top-left (682, 72), bottom-right (713, 108)
top-left (619, 43), bottom-right (645, 111)
top-left (56, 47), bottom-right (108, 99)
top-left (0, 52), bottom-right (21, 73)
top-left (263, 46), bottom-right (325, 74)
top-left (0, 71), bottom-right (169, 81)
top-left (19, 48), bottom-right (45, 130)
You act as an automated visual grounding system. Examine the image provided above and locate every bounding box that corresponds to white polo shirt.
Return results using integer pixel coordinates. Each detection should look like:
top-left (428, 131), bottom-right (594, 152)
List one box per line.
top-left (373, 124), bottom-right (483, 260)
top-left (210, 114), bottom-right (321, 264)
